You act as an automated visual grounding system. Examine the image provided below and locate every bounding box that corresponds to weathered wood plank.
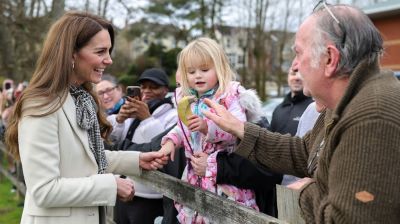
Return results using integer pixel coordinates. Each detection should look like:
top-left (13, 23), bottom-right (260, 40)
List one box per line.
top-left (276, 185), bottom-right (305, 224)
top-left (0, 141), bottom-right (300, 223)
top-left (136, 170), bottom-right (287, 224)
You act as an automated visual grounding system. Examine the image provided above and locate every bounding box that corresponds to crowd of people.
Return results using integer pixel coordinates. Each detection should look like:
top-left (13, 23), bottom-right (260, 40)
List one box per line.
top-left (0, 79), bottom-right (28, 193)
top-left (2, 2), bottom-right (399, 224)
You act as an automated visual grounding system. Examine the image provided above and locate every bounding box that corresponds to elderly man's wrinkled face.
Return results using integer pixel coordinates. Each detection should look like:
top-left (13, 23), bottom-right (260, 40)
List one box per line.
top-left (96, 80), bottom-right (122, 110)
top-left (291, 16), bottom-right (325, 100)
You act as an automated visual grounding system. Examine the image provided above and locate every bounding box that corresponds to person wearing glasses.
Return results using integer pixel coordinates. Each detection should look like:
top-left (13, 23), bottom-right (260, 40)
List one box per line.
top-left (96, 74), bottom-right (125, 115)
top-left (200, 3), bottom-right (400, 223)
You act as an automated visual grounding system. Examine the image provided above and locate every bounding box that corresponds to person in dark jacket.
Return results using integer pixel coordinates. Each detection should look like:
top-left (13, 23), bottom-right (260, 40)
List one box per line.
top-left (270, 69), bottom-right (313, 136)
top-left (271, 69), bottom-right (313, 186)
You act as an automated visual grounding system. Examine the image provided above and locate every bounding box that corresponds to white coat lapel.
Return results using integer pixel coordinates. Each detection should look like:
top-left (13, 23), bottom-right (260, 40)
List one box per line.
top-left (62, 93), bottom-right (97, 165)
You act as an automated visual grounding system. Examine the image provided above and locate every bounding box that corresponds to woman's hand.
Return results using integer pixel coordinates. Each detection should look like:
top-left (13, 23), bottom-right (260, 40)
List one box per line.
top-left (116, 104), bottom-right (130, 123)
top-left (202, 98), bottom-right (245, 139)
top-left (187, 115), bottom-right (208, 135)
top-left (115, 176), bottom-right (135, 202)
top-left (139, 151), bottom-right (169, 170)
top-left (190, 152), bottom-right (208, 177)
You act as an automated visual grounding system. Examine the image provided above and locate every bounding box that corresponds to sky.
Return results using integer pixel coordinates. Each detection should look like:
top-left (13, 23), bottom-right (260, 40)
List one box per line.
top-left (61, 0), bottom-right (388, 30)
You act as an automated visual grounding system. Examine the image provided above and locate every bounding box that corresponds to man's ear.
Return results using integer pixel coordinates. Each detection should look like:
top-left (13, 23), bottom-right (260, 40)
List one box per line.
top-left (325, 45), bottom-right (340, 78)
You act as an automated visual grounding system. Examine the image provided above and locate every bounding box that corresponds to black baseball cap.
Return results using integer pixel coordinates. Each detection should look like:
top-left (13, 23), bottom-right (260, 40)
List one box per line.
top-left (138, 68), bottom-right (169, 87)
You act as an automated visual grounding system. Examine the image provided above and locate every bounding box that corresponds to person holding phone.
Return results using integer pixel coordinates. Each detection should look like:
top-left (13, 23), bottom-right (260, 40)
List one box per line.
top-left (107, 68), bottom-right (177, 224)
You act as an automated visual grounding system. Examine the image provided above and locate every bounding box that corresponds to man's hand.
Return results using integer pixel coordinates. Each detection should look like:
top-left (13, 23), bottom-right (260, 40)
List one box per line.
top-left (286, 177), bottom-right (313, 190)
top-left (115, 176), bottom-right (135, 202)
top-left (139, 151), bottom-right (169, 170)
top-left (191, 152), bottom-right (208, 177)
top-left (118, 98), bottom-right (151, 121)
top-left (202, 98), bottom-right (245, 139)
top-left (187, 115), bottom-right (208, 135)
top-left (129, 98), bottom-right (151, 120)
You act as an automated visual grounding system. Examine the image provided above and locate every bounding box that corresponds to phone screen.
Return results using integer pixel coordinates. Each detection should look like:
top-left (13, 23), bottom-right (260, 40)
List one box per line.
top-left (5, 83), bottom-right (11, 90)
top-left (126, 86), bottom-right (141, 99)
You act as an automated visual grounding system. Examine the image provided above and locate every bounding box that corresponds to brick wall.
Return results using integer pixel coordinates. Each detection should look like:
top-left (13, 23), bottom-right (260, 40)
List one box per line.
top-left (372, 16), bottom-right (400, 71)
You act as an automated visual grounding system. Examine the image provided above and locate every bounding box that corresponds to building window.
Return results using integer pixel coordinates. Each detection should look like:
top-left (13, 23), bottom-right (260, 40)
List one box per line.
top-left (226, 38), bottom-right (231, 48)
top-left (238, 55), bottom-right (244, 65)
top-left (239, 39), bottom-right (244, 48)
top-left (227, 53), bottom-right (236, 67)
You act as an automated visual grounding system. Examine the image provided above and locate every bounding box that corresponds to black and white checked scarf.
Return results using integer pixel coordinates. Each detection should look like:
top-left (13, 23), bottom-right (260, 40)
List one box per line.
top-left (69, 85), bottom-right (108, 174)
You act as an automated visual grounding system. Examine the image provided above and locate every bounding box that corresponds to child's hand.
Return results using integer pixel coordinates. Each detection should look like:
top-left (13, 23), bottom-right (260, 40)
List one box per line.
top-left (187, 115), bottom-right (208, 135)
top-left (159, 140), bottom-right (176, 161)
top-left (190, 152), bottom-right (208, 177)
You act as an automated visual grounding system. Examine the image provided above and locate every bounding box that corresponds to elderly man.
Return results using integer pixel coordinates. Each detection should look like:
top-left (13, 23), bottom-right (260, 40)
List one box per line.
top-left (108, 68), bottom-right (177, 224)
top-left (202, 3), bottom-right (400, 223)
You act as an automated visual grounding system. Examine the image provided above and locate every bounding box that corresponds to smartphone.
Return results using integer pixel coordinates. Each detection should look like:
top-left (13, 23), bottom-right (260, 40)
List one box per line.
top-left (4, 82), bottom-right (11, 90)
top-left (126, 86), bottom-right (141, 99)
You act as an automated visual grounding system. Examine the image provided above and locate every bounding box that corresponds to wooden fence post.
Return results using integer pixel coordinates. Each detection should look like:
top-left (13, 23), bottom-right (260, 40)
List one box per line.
top-left (276, 185), bottom-right (305, 224)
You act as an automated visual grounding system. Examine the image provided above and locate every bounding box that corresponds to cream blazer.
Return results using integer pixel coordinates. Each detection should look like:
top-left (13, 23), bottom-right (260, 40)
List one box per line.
top-left (18, 94), bottom-right (142, 224)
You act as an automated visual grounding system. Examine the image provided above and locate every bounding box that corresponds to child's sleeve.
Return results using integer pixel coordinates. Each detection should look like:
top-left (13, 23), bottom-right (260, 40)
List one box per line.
top-left (204, 98), bottom-right (246, 143)
top-left (161, 124), bottom-right (185, 148)
top-left (204, 150), bottom-right (220, 184)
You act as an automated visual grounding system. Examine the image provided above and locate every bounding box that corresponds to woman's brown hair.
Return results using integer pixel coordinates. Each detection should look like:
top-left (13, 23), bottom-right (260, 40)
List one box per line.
top-left (5, 11), bottom-right (114, 160)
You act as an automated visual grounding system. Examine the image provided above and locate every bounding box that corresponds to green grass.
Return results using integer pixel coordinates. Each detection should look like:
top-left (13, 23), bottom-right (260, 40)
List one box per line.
top-left (0, 177), bottom-right (23, 224)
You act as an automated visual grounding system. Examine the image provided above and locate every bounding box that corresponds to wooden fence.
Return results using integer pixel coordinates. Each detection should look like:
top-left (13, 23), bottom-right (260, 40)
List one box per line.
top-left (0, 142), bottom-right (26, 197)
top-left (0, 143), bottom-right (304, 224)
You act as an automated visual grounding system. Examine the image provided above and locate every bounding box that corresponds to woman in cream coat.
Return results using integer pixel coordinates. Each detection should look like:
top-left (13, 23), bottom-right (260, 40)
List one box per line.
top-left (5, 11), bottom-right (167, 224)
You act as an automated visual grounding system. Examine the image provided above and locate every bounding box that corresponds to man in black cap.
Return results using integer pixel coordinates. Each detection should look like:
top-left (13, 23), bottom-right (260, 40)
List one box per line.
top-left (107, 68), bottom-right (178, 224)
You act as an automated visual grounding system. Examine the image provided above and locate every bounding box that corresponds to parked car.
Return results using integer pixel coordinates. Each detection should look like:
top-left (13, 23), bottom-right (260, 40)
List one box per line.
top-left (394, 71), bottom-right (400, 80)
top-left (262, 97), bottom-right (284, 122)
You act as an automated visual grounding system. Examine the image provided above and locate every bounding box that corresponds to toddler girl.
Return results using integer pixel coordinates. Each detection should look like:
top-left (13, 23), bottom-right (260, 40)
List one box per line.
top-left (160, 37), bottom-right (258, 224)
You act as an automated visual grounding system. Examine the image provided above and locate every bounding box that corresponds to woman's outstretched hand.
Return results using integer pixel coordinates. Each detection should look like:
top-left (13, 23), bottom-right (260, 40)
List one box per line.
top-left (139, 151), bottom-right (169, 170)
top-left (202, 98), bottom-right (245, 139)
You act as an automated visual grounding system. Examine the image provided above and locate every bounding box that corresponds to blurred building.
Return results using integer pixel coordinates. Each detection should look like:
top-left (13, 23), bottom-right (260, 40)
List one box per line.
top-left (364, 0), bottom-right (400, 75)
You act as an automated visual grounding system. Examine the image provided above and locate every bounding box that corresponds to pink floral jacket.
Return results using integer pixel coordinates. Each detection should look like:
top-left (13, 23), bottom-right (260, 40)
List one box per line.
top-left (162, 82), bottom-right (258, 224)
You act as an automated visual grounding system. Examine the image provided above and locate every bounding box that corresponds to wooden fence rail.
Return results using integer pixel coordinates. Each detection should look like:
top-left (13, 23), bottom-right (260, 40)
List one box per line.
top-left (0, 142), bottom-right (304, 224)
top-left (0, 142), bottom-right (26, 196)
top-left (136, 170), bottom-right (285, 224)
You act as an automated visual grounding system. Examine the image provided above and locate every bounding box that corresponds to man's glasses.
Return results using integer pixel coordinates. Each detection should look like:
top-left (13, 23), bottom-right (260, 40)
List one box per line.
top-left (97, 86), bottom-right (117, 97)
top-left (313, 0), bottom-right (346, 48)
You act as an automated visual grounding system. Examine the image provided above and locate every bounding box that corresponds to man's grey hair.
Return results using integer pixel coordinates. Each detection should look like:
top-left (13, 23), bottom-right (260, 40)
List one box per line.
top-left (311, 5), bottom-right (383, 76)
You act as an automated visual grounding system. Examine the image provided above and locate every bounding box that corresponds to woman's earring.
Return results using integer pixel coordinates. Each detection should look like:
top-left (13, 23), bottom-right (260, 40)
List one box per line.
top-left (72, 61), bottom-right (75, 70)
